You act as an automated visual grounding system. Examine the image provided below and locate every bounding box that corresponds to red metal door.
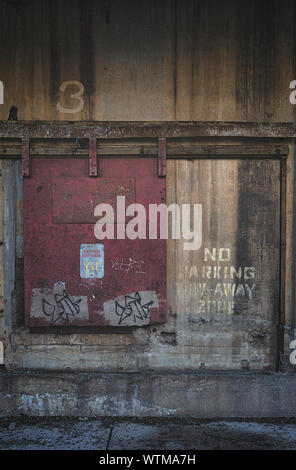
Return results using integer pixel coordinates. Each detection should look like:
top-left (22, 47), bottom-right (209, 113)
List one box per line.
top-left (24, 156), bottom-right (166, 327)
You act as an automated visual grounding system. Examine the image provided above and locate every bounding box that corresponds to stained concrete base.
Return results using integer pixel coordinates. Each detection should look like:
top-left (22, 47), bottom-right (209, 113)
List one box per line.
top-left (1, 418), bottom-right (296, 450)
top-left (1, 369), bottom-right (296, 418)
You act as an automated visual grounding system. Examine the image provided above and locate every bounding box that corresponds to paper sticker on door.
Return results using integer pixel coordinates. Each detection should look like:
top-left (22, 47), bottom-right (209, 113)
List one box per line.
top-left (80, 244), bottom-right (104, 278)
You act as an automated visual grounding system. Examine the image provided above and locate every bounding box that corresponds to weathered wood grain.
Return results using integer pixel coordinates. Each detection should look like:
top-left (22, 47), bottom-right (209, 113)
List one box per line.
top-left (0, 0), bottom-right (294, 122)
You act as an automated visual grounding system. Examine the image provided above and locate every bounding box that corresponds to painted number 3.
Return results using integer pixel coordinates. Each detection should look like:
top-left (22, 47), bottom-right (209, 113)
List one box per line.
top-left (57, 80), bottom-right (84, 114)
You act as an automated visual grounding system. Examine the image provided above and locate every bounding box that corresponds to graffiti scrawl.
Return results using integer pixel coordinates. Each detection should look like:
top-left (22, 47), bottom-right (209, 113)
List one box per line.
top-left (42, 289), bottom-right (83, 325)
top-left (111, 257), bottom-right (145, 274)
top-left (103, 290), bottom-right (159, 326)
top-left (115, 291), bottom-right (153, 325)
top-left (30, 283), bottom-right (89, 325)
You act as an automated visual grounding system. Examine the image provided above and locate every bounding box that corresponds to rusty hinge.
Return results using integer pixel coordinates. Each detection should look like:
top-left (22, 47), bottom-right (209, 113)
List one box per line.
top-left (22, 139), bottom-right (30, 177)
top-left (89, 138), bottom-right (98, 176)
top-left (158, 137), bottom-right (166, 177)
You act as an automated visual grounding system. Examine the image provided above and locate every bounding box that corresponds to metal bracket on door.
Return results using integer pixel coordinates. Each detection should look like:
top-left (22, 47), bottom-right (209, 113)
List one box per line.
top-left (89, 137), bottom-right (98, 176)
top-left (22, 138), bottom-right (30, 177)
top-left (158, 137), bottom-right (166, 177)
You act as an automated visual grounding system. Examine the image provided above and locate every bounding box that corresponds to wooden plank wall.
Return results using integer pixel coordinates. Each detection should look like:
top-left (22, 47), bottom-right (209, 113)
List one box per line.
top-left (0, 0), bottom-right (294, 122)
top-left (0, 0), bottom-right (295, 370)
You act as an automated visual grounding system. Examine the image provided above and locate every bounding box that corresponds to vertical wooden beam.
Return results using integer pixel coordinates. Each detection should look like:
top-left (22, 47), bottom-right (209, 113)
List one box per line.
top-left (0, 160), bottom-right (3, 364)
top-left (279, 156), bottom-right (287, 362)
top-left (2, 161), bottom-right (16, 343)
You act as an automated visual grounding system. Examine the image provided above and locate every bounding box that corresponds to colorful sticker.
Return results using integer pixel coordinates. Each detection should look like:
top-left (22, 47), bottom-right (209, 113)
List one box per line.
top-left (80, 244), bottom-right (104, 278)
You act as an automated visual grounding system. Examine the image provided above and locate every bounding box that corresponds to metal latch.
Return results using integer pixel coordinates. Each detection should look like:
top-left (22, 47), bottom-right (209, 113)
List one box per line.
top-left (22, 139), bottom-right (30, 177)
top-left (158, 137), bottom-right (166, 177)
top-left (89, 137), bottom-right (98, 177)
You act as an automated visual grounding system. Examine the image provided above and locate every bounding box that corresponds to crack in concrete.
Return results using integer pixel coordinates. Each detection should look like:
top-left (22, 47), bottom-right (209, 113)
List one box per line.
top-left (106, 424), bottom-right (114, 450)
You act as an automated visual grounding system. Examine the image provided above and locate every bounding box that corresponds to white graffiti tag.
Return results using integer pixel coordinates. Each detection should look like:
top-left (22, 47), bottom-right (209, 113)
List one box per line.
top-left (111, 257), bottom-right (145, 274)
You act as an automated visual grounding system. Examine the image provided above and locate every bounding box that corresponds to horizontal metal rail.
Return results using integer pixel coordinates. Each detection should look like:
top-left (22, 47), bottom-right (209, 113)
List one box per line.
top-left (0, 142), bottom-right (289, 159)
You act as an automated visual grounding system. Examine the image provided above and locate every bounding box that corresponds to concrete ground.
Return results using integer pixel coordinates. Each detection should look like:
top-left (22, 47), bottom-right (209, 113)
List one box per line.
top-left (0, 418), bottom-right (296, 450)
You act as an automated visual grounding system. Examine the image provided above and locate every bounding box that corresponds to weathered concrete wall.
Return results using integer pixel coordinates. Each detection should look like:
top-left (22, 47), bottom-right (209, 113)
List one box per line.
top-left (0, 0), bottom-right (295, 378)
top-left (1, 370), bottom-right (296, 418)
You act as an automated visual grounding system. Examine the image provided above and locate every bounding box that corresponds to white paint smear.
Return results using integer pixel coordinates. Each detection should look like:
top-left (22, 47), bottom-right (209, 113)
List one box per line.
top-left (0, 341), bottom-right (3, 364)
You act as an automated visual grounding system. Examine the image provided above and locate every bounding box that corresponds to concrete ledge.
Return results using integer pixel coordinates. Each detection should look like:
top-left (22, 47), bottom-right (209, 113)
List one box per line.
top-left (1, 370), bottom-right (296, 418)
